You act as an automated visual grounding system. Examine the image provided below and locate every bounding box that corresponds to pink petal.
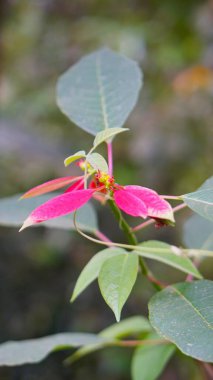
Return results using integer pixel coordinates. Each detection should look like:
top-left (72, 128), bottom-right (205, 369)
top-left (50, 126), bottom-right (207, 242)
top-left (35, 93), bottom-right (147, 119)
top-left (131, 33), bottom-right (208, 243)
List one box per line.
top-left (65, 179), bottom-right (84, 193)
top-left (114, 189), bottom-right (148, 218)
top-left (21, 176), bottom-right (83, 199)
top-left (124, 185), bottom-right (174, 222)
top-left (20, 189), bottom-right (94, 230)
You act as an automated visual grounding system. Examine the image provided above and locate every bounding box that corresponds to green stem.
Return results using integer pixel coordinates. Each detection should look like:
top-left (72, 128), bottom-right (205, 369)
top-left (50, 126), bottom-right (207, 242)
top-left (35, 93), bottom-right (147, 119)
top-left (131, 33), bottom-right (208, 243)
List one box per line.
top-left (64, 338), bottom-right (168, 365)
top-left (108, 200), bottom-right (137, 245)
top-left (108, 200), bottom-right (162, 290)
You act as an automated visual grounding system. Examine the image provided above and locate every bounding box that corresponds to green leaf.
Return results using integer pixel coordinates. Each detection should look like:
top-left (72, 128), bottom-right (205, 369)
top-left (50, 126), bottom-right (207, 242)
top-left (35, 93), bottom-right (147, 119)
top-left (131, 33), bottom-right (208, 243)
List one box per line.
top-left (0, 194), bottom-right (97, 233)
top-left (93, 127), bottom-right (129, 148)
top-left (197, 176), bottom-right (213, 190)
top-left (116, 242), bottom-right (212, 262)
top-left (71, 247), bottom-right (125, 302)
top-left (131, 333), bottom-right (175, 380)
top-left (133, 241), bottom-right (202, 279)
top-left (64, 150), bottom-right (86, 167)
top-left (87, 152), bottom-right (108, 173)
top-left (57, 48), bottom-right (142, 136)
top-left (67, 316), bottom-right (152, 364)
top-left (98, 253), bottom-right (138, 321)
top-left (65, 341), bottom-right (107, 365)
top-left (100, 316), bottom-right (152, 339)
top-left (183, 190), bottom-right (213, 222)
top-left (183, 214), bottom-right (213, 250)
top-left (149, 280), bottom-right (213, 362)
top-left (0, 333), bottom-right (107, 366)
top-left (183, 176), bottom-right (213, 222)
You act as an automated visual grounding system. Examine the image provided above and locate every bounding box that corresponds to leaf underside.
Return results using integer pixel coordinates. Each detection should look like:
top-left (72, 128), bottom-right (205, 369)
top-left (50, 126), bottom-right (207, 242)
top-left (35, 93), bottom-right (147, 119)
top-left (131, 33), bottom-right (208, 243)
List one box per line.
top-left (0, 333), bottom-right (106, 366)
top-left (183, 176), bottom-right (213, 222)
top-left (57, 48), bottom-right (142, 135)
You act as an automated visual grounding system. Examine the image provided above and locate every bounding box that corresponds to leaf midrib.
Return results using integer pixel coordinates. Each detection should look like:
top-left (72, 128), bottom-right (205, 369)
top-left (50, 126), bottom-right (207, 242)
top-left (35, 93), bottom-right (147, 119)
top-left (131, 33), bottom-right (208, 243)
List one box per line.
top-left (171, 285), bottom-right (213, 331)
top-left (117, 255), bottom-right (129, 313)
top-left (185, 190), bottom-right (213, 205)
top-left (96, 52), bottom-right (109, 130)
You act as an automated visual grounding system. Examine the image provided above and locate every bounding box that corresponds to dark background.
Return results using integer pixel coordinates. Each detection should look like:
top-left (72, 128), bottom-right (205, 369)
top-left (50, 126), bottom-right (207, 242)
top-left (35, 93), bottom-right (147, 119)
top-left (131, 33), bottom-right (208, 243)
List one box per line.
top-left (0, 0), bottom-right (213, 379)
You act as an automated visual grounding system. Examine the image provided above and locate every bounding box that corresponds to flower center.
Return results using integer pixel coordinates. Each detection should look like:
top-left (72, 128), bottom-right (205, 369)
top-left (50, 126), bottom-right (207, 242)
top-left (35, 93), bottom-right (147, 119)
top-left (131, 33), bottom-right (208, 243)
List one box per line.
top-left (96, 171), bottom-right (115, 189)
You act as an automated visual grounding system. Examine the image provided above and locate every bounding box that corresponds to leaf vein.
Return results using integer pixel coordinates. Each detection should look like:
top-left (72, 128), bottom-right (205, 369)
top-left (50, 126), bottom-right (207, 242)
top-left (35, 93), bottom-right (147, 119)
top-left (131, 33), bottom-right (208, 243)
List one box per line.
top-left (171, 286), bottom-right (213, 331)
top-left (96, 53), bottom-right (109, 130)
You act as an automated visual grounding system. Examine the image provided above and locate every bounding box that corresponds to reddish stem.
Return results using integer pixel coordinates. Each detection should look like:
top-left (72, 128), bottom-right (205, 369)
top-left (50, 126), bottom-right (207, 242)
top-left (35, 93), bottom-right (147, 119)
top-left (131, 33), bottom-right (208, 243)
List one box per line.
top-left (186, 257), bottom-right (201, 282)
top-left (147, 273), bottom-right (167, 288)
top-left (133, 219), bottom-right (154, 232)
top-left (107, 142), bottom-right (113, 176)
top-left (202, 363), bottom-right (213, 379)
top-left (115, 338), bottom-right (168, 347)
top-left (95, 230), bottom-right (112, 243)
top-left (172, 203), bottom-right (187, 213)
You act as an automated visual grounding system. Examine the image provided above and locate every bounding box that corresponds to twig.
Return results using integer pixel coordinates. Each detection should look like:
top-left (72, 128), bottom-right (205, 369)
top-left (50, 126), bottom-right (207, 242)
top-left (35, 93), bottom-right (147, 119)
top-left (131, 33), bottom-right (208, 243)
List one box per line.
top-left (186, 257), bottom-right (201, 282)
top-left (160, 195), bottom-right (182, 200)
top-left (113, 338), bottom-right (168, 347)
top-left (95, 230), bottom-right (113, 243)
top-left (199, 362), bottom-right (213, 379)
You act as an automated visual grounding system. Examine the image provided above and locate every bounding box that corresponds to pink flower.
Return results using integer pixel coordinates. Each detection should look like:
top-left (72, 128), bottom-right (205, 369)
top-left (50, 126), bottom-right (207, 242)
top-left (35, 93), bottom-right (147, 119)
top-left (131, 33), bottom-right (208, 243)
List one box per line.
top-left (20, 172), bottom-right (174, 231)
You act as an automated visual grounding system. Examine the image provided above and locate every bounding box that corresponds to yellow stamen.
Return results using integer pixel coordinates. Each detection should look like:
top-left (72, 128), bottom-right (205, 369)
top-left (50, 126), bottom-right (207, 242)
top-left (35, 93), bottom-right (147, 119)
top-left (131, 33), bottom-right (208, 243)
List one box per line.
top-left (98, 172), bottom-right (114, 189)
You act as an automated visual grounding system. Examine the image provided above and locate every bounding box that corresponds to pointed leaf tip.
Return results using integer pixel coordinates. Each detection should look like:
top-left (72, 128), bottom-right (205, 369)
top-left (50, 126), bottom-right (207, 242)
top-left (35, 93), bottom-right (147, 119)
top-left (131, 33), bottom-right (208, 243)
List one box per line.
top-left (19, 217), bottom-right (34, 232)
top-left (98, 254), bottom-right (138, 321)
top-left (0, 193), bottom-right (97, 232)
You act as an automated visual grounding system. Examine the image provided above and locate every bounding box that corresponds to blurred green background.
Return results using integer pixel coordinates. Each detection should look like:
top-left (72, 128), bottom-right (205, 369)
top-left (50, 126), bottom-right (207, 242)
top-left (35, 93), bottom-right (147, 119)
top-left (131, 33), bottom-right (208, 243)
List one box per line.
top-left (0, 0), bottom-right (212, 379)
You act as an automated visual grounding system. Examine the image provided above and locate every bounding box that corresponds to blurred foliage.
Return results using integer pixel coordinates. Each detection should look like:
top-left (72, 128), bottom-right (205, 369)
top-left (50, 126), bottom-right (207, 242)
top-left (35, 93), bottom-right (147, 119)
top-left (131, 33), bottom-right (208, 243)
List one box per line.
top-left (0, 0), bottom-right (213, 379)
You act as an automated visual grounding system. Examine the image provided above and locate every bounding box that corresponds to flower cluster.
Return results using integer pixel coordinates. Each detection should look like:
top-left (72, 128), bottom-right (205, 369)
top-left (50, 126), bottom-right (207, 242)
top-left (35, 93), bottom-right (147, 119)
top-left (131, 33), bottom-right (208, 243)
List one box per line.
top-left (20, 163), bottom-right (174, 231)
